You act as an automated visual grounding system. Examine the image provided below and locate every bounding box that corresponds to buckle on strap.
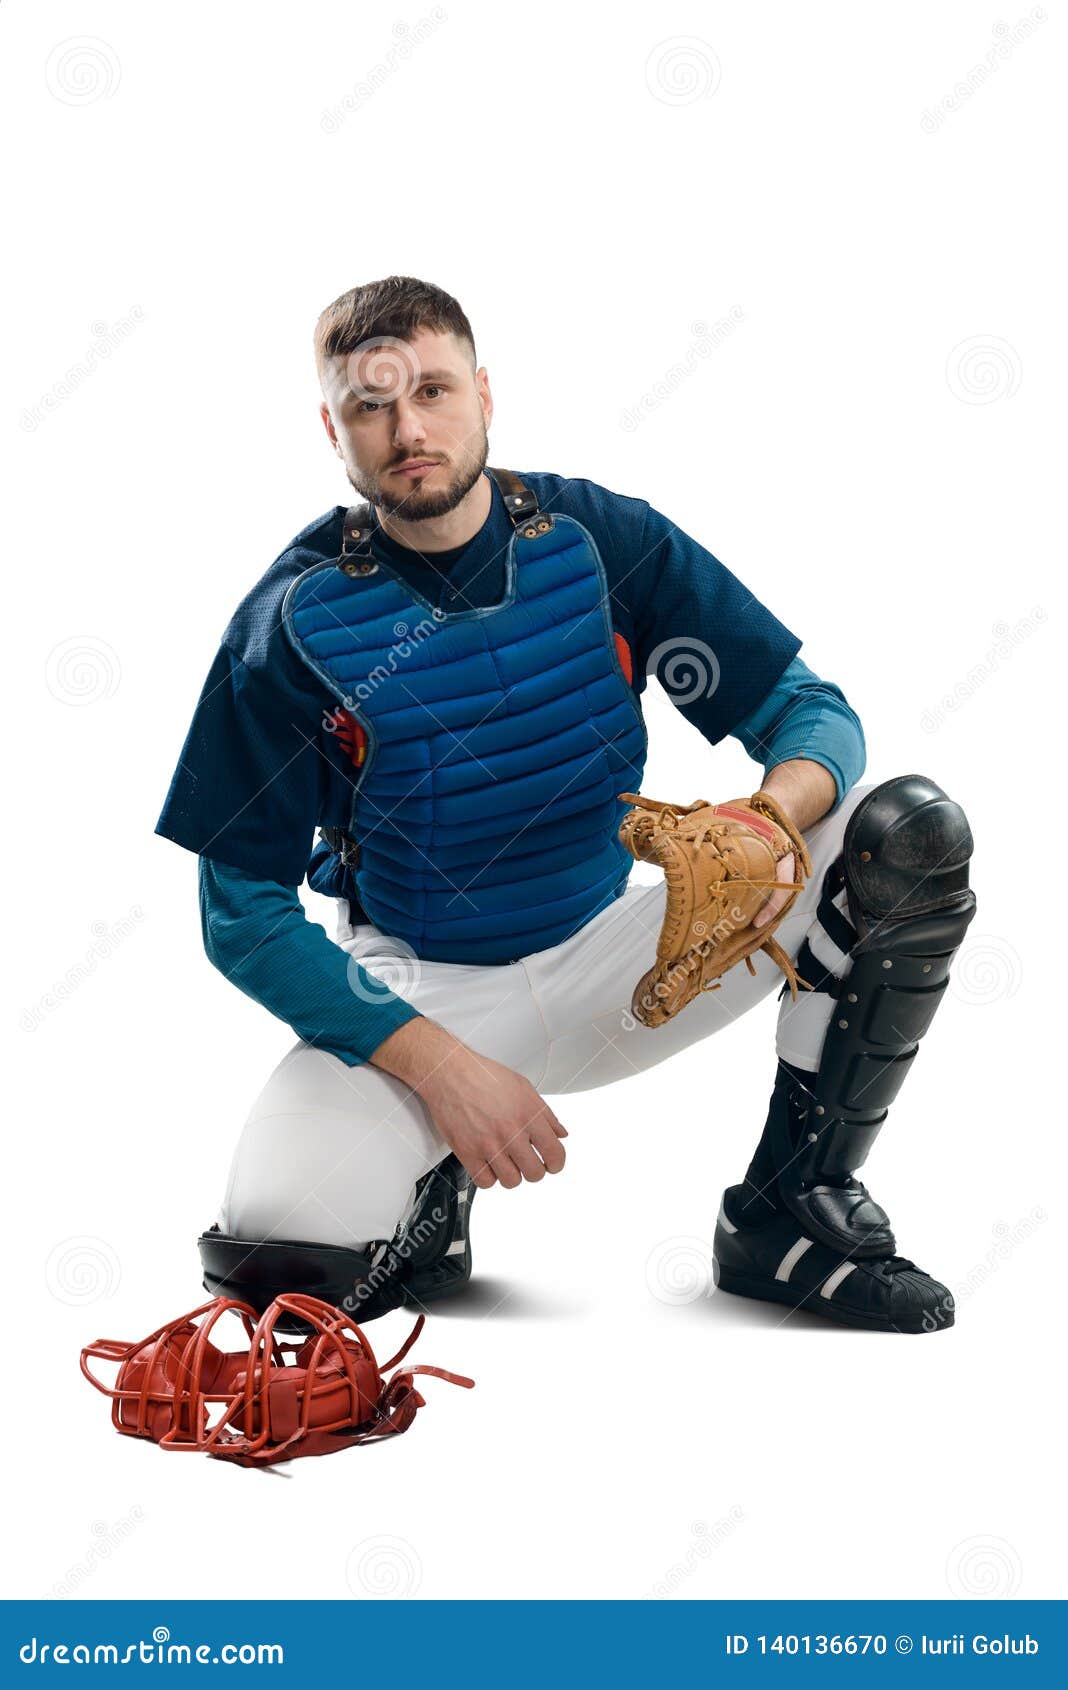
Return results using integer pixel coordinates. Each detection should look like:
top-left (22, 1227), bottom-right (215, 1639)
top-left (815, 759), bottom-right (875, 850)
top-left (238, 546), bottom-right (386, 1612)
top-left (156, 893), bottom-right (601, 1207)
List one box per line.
top-left (320, 826), bottom-right (360, 870)
top-left (341, 504), bottom-right (375, 552)
top-left (487, 466), bottom-right (542, 528)
top-left (337, 504), bottom-right (377, 576)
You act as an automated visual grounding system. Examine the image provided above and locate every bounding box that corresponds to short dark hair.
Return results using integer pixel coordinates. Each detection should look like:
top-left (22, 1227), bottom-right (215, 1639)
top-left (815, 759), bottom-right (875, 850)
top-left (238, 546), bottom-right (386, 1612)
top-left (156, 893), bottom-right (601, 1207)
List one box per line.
top-left (313, 275), bottom-right (477, 378)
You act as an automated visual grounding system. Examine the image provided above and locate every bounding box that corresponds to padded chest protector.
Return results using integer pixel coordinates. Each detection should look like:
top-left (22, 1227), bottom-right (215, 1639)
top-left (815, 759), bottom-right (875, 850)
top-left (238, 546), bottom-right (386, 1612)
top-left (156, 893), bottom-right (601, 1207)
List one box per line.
top-left (283, 472), bottom-right (647, 964)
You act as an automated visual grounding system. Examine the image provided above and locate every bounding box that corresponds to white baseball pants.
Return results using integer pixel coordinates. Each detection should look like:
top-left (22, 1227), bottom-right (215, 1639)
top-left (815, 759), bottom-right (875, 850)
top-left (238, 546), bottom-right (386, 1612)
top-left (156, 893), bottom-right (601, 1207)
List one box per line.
top-left (218, 784), bottom-right (872, 1249)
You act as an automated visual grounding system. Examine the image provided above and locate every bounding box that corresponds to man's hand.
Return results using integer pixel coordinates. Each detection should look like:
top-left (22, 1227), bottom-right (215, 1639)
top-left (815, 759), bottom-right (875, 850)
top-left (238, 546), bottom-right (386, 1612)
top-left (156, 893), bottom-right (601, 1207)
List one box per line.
top-left (752, 759), bottom-right (837, 930)
top-left (419, 1047), bottom-right (567, 1189)
top-left (753, 851), bottom-right (796, 930)
top-left (371, 1019), bottom-right (567, 1189)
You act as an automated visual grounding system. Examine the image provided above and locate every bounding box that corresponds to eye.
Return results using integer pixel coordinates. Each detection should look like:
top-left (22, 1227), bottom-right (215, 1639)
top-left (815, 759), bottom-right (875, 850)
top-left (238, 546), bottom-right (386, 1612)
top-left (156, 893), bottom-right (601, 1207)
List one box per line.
top-left (422, 385), bottom-right (445, 399)
top-left (356, 400), bottom-right (381, 414)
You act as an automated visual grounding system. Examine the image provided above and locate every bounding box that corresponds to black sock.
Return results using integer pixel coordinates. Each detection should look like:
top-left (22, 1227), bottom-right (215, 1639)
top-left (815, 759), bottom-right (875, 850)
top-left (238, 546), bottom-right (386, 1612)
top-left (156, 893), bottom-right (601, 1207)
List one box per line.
top-left (736, 1059), bottom-right (817, 1221)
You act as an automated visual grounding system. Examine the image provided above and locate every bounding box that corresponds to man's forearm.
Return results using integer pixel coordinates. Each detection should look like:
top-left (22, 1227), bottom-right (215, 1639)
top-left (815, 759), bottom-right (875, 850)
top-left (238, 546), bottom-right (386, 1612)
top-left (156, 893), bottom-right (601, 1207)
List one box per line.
top-left (370, 1015), bottom-right (468, 1097)
top-left (759, 756), bottom-right (837, 833)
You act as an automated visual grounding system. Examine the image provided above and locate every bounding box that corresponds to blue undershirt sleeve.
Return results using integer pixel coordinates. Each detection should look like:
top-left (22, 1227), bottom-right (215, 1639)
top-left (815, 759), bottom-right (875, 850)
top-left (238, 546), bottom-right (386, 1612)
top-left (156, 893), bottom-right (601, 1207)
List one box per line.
top-left (730, 655), bottom-right (866, 809)
top-left (198, 857), bottom-right (422, 1068)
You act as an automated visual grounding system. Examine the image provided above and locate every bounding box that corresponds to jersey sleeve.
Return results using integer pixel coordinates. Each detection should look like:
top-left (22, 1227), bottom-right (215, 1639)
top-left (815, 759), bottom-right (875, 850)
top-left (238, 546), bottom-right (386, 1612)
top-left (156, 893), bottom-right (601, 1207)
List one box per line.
top-left (199, 858), bottom-right (420, 1066)
top-left (155, 637), bottom-right (329, 887)
top-left (631, 501), bottom-right (802, 743)
top-left (730, 655), bottom-right (867, 807)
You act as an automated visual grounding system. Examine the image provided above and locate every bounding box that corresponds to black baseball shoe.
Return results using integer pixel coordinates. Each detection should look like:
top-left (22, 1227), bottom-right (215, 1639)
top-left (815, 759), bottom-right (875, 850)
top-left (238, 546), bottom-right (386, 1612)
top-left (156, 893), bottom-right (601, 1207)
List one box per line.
top-left (713, 1182), bottom-right (954, 1334)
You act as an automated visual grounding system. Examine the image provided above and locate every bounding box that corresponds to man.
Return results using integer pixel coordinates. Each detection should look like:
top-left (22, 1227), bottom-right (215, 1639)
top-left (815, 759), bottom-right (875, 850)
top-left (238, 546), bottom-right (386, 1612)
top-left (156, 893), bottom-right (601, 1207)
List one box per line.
top-left (157, 275), bottom-right (975, 1335)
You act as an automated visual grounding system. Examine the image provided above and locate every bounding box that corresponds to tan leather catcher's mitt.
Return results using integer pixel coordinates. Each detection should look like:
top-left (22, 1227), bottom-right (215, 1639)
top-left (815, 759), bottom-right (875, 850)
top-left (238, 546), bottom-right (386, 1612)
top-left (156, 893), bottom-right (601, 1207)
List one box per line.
top-left (618, 791), bottom-right (814, 1028)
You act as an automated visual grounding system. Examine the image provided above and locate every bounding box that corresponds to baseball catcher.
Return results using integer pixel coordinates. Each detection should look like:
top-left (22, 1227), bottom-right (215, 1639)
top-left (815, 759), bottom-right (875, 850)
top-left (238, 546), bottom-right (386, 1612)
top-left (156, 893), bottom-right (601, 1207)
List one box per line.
top-left (156, 274), bottom-right (975, 1338)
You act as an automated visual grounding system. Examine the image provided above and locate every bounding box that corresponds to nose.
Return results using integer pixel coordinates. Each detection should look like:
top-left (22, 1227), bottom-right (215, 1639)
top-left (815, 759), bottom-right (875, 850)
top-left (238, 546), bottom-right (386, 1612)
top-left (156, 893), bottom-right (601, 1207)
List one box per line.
top-left (390, 396), bottom-right (428, 452)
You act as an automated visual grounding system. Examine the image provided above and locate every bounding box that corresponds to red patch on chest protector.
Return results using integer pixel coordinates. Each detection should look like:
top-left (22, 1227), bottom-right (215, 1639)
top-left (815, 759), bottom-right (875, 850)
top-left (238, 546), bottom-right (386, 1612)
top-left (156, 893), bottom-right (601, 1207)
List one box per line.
top-left (326, 709), bottom-right (367, 768)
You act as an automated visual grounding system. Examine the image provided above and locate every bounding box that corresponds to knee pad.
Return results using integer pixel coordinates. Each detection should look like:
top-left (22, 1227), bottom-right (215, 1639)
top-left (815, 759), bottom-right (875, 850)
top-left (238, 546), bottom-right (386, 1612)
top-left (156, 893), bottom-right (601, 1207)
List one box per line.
top-left (198, 1153), bottom-right (475, 1333)
top-left (843, 773), bottom-right (974, 932)
top-left (198, 1228), bottom-right (406, 1331)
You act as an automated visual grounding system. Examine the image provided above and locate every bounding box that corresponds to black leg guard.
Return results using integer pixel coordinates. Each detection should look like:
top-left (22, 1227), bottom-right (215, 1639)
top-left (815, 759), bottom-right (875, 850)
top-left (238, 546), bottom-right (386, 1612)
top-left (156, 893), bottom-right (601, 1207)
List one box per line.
top-left (714, 774), bottom-right (975, 1333)
top-left (388, 1151), bottom-right (476, 1304)
top-left (197, 1152), bottom-right (475, 1335)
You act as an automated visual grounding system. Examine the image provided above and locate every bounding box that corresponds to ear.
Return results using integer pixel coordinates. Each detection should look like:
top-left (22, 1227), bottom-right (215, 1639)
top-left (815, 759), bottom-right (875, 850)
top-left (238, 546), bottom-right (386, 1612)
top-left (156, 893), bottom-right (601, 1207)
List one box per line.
top-left (319, 401), bottom-right (342, 455)
top-left (476, 366), bottom-right (493, 428)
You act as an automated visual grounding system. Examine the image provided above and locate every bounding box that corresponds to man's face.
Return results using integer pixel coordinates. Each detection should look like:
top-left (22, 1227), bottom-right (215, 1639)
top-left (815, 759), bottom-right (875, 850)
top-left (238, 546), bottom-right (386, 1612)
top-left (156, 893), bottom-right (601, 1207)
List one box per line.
top-left (320, 327), bottom-right (492, 521)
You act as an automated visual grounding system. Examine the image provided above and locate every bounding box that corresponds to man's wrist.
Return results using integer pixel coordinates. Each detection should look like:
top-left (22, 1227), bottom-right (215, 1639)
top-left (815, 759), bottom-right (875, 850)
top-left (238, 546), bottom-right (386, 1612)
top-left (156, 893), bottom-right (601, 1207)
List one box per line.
top-left (758, 757), bottom-right (836, 834)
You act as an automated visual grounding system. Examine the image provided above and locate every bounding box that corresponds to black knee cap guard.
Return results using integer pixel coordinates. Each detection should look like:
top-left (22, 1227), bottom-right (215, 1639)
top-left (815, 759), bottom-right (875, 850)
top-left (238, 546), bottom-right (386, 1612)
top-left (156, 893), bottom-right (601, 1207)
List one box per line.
top-left (844, 773), bottom-right (974, 931)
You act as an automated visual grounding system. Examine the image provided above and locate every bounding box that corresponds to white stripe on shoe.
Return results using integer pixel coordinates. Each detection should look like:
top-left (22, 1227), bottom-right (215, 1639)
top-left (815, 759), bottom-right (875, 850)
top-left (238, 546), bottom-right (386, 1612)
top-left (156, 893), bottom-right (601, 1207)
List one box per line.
top-left (717, 1204), bottom-right (738, 1235)
top-left (821, 1262), bottom-right (858, 1298)
top-left (775, 1237), bottom-right (814, 1283)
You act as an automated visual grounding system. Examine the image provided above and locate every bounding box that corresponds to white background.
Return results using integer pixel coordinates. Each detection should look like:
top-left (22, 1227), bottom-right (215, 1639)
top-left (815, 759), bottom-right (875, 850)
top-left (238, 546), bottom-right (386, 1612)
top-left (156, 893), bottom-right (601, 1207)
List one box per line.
top-left (3, 0), bottom-right (1063, 1602)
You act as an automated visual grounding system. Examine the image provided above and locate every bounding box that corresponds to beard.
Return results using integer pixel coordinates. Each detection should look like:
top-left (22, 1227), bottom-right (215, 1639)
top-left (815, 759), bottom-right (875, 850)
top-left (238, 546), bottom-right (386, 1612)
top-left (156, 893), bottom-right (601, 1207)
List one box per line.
top-left (347, 421), bottom-right (490, 521)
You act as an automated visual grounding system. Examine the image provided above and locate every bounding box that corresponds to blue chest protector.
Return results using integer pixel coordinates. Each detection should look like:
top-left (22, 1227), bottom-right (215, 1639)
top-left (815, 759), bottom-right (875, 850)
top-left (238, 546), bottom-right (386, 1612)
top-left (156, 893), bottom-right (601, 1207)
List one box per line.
top-left (283, 469), bottom-right (647, 964)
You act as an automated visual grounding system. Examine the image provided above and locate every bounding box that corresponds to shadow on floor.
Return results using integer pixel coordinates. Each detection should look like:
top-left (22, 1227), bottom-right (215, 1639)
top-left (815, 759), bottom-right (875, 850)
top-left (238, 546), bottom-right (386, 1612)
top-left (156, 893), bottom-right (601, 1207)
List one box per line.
top-left (699, 1286), bottom-right (889, 1336)
top-left (414, 1276), bottom-right (590, 1320)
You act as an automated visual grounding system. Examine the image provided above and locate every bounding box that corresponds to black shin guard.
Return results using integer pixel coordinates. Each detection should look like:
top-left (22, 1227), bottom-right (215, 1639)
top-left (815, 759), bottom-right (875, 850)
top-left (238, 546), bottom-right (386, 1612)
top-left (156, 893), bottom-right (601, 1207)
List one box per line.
top-left (197, 1153), bottom-right (475, 1333)
top-left (716, 775), bottom-right (975, 1330)
top-left (776, 775), bottom-right (975, 1255)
